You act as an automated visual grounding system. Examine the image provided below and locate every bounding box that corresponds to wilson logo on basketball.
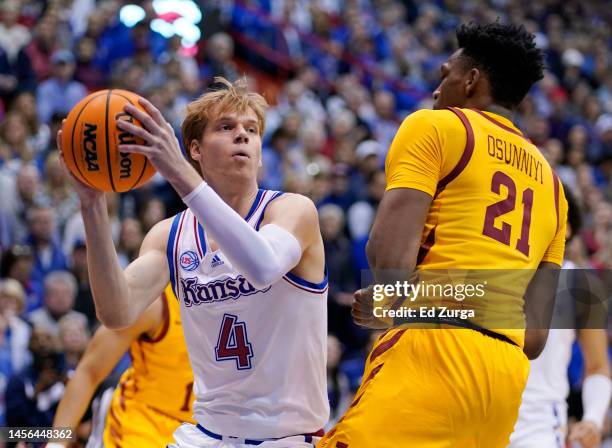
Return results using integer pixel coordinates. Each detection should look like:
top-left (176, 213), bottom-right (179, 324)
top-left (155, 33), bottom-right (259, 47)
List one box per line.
top-left (116, 112), bottom-right (135, 179)
top-left (179, 250), bottom-right (200, 271)
top-left (83, 123), bottom-right (99, 172)
top-left (61, 89), bottom-right (156, 192)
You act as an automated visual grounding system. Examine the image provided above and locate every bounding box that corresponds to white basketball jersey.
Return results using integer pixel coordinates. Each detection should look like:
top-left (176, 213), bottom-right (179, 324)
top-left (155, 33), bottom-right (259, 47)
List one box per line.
top-left (511, 261), bottom-right (576, 445)
top-left (166, 189), bottom-right (330, 439)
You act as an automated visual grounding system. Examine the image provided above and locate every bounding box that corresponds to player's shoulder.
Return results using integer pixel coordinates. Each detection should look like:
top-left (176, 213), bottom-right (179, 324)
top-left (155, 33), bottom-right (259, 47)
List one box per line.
top-left (400, 108), bottom-right (466, 135)
top-left (141, 216), bottom-right (175, 252)
top-left (404, 108), bottom-right (462, 123)
top-left (267, 192), bottom-right (318, 217)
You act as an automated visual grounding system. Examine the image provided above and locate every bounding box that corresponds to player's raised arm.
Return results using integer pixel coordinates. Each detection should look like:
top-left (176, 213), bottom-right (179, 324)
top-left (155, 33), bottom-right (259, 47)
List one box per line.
top-left (180, 185), bottom-right (321, 289)
top-left (58, 129), bottom-right (169, 329)
top-left (116, 95), bottom-right (323, 290)
top-left (51, 298), bottom-right (164, 441)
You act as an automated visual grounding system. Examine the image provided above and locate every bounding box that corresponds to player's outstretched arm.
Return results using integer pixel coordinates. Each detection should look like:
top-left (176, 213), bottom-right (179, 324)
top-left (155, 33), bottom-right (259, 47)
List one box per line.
top-left (58, 129), bottom-right (170, 329)
top-left (79, 200), bottom-right (170, 328)
top-left (183, 187), bottom-right (322, 289)
top-left (51, 299), bottom-right (164, 443)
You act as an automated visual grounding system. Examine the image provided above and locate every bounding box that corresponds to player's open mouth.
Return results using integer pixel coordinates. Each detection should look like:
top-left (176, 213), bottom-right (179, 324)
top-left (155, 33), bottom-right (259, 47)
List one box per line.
top-left (232, 152), bottom-right (250, 159)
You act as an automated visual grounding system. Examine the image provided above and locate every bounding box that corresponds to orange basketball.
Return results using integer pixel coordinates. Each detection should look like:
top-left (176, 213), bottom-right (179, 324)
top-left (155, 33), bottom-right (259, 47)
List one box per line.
top-left (61, 89), bottom-right (156, 192)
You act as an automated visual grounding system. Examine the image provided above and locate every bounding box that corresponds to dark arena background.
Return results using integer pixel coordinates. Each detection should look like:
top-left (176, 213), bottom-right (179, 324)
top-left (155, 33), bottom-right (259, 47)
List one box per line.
top-left (0, 0), bottom-right (610, 447)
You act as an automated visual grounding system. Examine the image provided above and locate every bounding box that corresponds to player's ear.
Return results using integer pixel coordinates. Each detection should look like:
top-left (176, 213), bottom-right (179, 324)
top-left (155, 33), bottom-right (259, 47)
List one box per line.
top-left (189, 140), bottom-right (202, 163)
top-left (465, 68), bottom-right (481, 98)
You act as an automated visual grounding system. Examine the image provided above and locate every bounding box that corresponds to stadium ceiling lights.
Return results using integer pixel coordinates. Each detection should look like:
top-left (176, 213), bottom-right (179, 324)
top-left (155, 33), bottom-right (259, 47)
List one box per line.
top-left (119, 0), bottom-right (202, 48)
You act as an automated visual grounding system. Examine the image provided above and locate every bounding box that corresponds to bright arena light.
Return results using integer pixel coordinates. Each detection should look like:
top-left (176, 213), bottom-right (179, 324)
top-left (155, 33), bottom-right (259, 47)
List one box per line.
top-left (119, 4), bottom-right (146, 27)
top-left (119, 0), bottom-right (202, 47)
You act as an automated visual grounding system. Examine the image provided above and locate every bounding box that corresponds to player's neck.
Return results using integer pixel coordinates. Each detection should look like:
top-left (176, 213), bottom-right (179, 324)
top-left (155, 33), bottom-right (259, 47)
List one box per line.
top-left (483, 104), bottom-right (514, 121)
top-left (463, 96), bottom-right (515, 122)
top-left (208, 180), bottom-right (259, 218)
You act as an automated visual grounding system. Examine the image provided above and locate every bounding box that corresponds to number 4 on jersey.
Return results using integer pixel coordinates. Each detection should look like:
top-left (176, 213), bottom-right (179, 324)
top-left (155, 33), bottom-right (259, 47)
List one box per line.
top-left (215, 314), bottom-right (254, 370)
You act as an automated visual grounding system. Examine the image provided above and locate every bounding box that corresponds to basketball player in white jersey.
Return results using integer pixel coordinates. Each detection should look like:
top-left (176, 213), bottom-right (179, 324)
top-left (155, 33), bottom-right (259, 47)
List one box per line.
top-left (510, 190), bottom-right (610, 448)
top-left (57, 77), bottom-right (329, 447)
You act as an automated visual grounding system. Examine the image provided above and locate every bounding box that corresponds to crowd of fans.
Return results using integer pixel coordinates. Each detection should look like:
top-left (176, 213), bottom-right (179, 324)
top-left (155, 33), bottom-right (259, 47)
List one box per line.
top-left (0, 0), bottom-right (610, 439)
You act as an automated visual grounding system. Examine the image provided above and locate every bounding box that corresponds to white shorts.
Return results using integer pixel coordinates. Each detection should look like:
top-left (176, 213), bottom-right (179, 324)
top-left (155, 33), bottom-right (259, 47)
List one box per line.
top-left (509, 401), bottom-right (567, 448)
top-left (168, 423), bottom-right (320, 448)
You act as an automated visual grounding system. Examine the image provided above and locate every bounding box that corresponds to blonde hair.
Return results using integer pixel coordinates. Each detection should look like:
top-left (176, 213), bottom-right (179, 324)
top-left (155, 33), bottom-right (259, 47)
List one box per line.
top-left (181, 77), bottom-right (268, 173)
top-left (0, 278), bottom-right (26, 314)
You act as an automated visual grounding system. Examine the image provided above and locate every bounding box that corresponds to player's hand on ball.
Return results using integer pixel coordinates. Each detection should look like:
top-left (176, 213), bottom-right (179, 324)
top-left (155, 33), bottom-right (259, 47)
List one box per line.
top-left (57, 127), bottom-right (105, 206)
top-left (117, 98), bottom-right (189, 181)
top-left (569, 420), bottom-right (601, 448)
top-left (352, 286), bottom-right (391, 330)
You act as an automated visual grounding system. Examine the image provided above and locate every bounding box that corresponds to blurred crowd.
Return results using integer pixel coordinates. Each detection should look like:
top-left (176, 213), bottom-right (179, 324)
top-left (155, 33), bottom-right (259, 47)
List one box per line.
top-left (0, 0), bottom-right (610, 438)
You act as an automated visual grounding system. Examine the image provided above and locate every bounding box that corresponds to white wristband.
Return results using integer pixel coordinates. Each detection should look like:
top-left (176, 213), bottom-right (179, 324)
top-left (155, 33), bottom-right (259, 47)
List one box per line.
top-left (582, 374), bottom-right (611, 429)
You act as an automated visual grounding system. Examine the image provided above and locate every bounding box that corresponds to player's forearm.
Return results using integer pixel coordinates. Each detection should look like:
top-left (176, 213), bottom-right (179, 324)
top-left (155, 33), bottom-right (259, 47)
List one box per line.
top-left (582, 374), bottom-right (612, 429)
top-left (81, 199), bottom-right (132, 327)
top-left (165, 159), bottom-right (205, 198)
top-left (52, 369), bottom-right (98, 434)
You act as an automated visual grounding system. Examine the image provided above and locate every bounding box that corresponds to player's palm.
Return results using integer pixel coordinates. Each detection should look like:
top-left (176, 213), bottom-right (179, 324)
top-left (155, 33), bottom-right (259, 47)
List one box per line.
top-left (57, 128), bottom-right (105, 206)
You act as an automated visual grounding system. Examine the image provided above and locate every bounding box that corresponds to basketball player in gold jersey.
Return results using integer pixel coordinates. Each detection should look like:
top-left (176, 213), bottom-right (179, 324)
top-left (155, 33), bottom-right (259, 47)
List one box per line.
top-left (51, 285), bottom-right (194, 447)
top-left (320, 22), bottom-right (568, 447)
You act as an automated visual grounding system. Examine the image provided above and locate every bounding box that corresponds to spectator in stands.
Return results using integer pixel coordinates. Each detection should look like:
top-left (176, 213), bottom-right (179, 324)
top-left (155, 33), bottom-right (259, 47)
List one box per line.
top-left (0, 278), bottom-right (32, 377)
top-left (24, 206), bottom-right (68, 289)
top-left (201, 32), bottom-right (239, 83)
top-left (0, 245), bottom-right (42, 312)
top-left (261, 127), bottom-right (292, 191)
top-left (138, 197), bottom-right (166, 234)
top-left (57, 313), bottom-right (90, 371)
top-left (23, 15), bottom-right (60, 82)
top-left (10, 91), bottom-right (51, 154)
top-left (28, 271), bottom-right (84, 336)
top-left (5, 325), bottom-right (65, 427)
top-left (319, 163), bottom-right (357, 210)
top-left (69, 239), bottom-right (96, 331)
top-left (349, 139), bottom-right (383, 202)
top-left (0, 164), bottom-right (45, 249)
top-left (36, 50), bottom-right (87, 124)
top-left (0, 111), bottom-right (35, 171)
top-left (0, 43), bottom-right (37, 105)
top-left (0, 278), bottom-right (32, 424)
top-left (41, 151), bottom-right (79, 234)
top-left (74, 36), bottom-right (106, 90)
top-left (117, 218), bottom-right (144, 269)
top-left (0, 1), bottom-right (31, 64)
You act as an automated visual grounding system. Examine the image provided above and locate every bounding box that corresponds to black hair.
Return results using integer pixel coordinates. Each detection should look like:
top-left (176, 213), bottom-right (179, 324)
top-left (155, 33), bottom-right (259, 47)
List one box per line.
top-left (456, 22), bottom-right (545, 109)
top-left (0, 245), bottom-right (33, 277)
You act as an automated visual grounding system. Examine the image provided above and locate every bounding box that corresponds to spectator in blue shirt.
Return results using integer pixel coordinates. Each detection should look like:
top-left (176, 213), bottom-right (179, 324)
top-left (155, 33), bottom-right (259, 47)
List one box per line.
top-left (35, 50), bottom-right (87, 124)
top-left (23, 206), bottom-right (67, 295)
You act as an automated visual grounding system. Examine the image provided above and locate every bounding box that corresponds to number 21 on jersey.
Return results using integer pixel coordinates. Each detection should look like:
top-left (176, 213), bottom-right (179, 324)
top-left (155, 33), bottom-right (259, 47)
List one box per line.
top-left (215, 313), bottom-right (254, 370)
top-left (482, 171), bottom-right (534, 257)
